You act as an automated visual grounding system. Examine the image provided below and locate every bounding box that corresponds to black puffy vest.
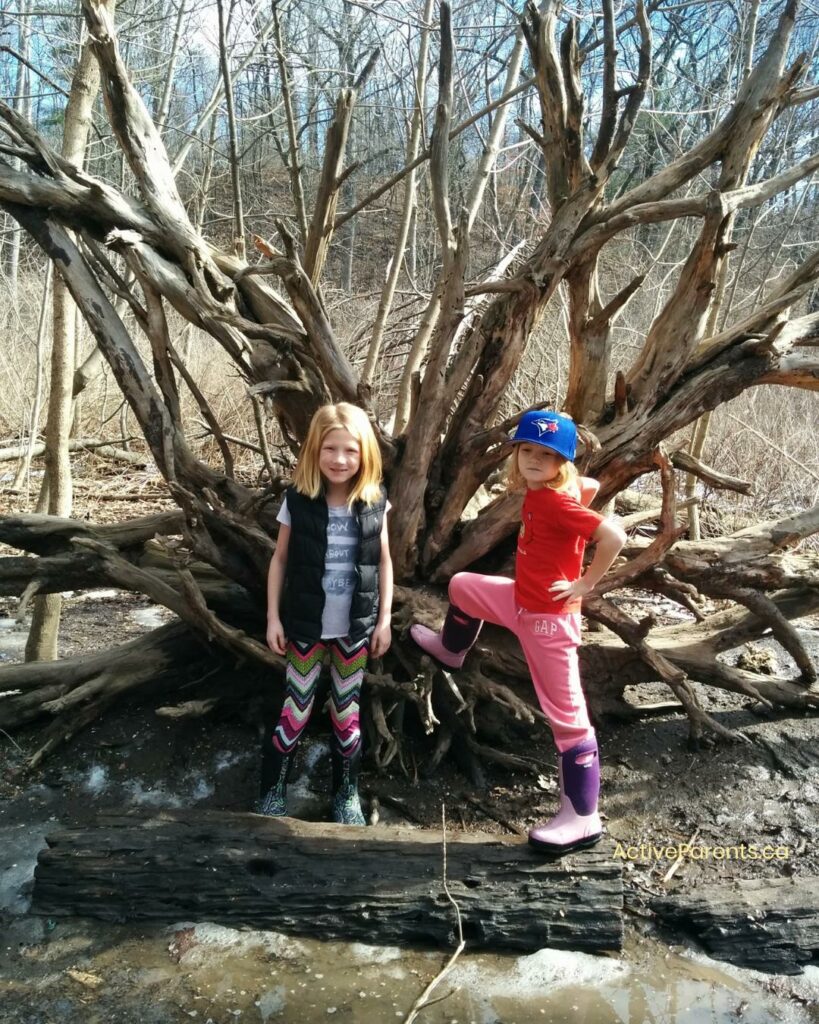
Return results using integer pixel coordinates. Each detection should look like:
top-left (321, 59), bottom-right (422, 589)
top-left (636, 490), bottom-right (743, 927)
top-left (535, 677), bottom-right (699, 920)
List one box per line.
top-left (280, 484), bottom-right (386, 643)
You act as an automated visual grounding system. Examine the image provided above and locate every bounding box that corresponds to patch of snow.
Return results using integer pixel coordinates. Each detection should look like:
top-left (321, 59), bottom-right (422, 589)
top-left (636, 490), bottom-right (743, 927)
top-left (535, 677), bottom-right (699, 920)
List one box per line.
top-left (130, 605), bottom-right (172, 628)
top-left (303, 739), bottom-right (330, 773)
top-left (75, 589), bottom-right (120, 602)
top-left (124, 780), bottom-right (184, 808)
top-left (0, 618), bottom-right (28, 655)
top-left (0, 823), bottom-right (48, 914)
top-left (349, 943), bottom-right (404, 964)
top-left (173, 924), bottom-right (306, 966)
top-left (83, 765), bottom-right (109, 794)
top-left (214, 751), bottom-right (249, 772)
top-left (190, 776), bottom-right (215, 802)
top-left (449, 947), bottom-right (628, 998)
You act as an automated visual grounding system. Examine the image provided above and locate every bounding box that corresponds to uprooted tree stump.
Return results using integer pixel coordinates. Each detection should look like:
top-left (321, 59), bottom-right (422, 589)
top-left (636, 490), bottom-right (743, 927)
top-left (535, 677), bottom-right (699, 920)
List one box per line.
top-left (2, 500), bottom-right (817, 775)
top-left (1, 0), bottom-right (818, 774)
top-left (31, 809), bottom-right (624, 954)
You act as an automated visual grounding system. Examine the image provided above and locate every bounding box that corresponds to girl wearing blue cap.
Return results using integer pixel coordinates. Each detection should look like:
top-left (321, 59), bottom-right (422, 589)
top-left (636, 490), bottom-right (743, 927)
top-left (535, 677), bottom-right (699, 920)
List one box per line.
top-left (411, 411), bottom-right (626, 855)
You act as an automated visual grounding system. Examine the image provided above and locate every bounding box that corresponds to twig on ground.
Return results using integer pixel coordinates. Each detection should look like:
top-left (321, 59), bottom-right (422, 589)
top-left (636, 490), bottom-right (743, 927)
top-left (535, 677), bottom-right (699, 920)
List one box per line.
top-left (402, 805), bottom-right (466, 1023)
top-left (661, 828), bottom-right (699, 885)
top-left (463, 793), bottom-right (527, 837)
top-left (0, 726), bottom-right (24, 753)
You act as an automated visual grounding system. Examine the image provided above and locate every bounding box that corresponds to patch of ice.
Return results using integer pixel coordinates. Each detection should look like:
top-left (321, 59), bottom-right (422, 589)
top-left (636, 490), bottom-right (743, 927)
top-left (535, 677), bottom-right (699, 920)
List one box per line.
top-left (124, 780), bottom-right (183, 808)
top-left (349, 943), bottom-right (404, 964)
top-left (75, 589), bottom-right (119, 601)
top-left (130, 605), bottom-right (171, 628)
top-left (83, 765), bottom-right (109, 794)
top-left (449, 947), bottom-right (629, 998)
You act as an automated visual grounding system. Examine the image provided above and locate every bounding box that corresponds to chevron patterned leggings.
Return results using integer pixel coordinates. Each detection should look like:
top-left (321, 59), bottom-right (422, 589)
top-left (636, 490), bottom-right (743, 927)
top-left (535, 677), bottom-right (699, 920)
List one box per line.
top-left (271, 636), bottom-right (368, 758)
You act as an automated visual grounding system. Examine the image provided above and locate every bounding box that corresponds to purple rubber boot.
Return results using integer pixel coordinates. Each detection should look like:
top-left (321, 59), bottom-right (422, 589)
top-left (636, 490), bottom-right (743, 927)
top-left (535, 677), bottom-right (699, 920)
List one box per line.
top-left (528, 736), bottom-right (603, 855)
top-left (410, 604), bottom-right (482, 669)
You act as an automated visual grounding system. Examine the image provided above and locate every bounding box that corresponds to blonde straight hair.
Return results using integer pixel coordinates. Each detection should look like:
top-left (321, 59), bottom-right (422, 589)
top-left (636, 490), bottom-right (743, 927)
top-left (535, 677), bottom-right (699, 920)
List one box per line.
top-left (293, 402), bottom-right (383, 506)
top-left (506, 446), bottom-right (579, 496)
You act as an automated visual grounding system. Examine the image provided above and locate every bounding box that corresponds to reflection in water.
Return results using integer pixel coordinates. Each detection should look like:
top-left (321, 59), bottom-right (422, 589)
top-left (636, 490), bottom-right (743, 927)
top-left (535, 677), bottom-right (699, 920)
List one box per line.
top-left (1, 908), bottom-right (816, 1024)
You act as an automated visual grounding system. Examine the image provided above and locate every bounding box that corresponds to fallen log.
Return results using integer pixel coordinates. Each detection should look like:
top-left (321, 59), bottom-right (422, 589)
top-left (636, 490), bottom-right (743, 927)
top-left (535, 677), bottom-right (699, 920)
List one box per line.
top-left (32, 809), bottom-right (623, 954)
top-left (649, 876), bottom-right (819, 975)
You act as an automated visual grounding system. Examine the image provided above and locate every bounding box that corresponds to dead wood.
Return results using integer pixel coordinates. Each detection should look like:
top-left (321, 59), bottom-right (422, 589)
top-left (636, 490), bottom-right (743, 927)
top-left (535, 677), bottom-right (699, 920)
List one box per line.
top-left (0, 622), bottom-right (220, 774)
top-left (31, 809), bottom-right (624, 954)
top-left (649, 876), bottom-right (819, 975)
top-left (0, 0), bottom-right (817, 769)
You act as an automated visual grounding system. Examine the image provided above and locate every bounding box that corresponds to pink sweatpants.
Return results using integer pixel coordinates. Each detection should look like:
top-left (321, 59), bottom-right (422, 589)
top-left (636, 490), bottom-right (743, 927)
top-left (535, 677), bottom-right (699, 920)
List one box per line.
top-left (449, 572), bottom-right (594, 752)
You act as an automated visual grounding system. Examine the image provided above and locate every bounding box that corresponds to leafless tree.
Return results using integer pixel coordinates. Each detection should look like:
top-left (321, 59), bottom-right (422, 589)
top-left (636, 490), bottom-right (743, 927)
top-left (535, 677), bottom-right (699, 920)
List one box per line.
top-left (0, 0), bottom-right (817, 773)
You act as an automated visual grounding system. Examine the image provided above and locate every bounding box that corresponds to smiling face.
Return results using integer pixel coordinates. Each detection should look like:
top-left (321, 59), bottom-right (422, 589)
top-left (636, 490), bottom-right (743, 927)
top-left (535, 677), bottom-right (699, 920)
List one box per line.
top-left (514, 442), bottom-right (562, 488)
top-left (319, 428), bottom-right (362, 490)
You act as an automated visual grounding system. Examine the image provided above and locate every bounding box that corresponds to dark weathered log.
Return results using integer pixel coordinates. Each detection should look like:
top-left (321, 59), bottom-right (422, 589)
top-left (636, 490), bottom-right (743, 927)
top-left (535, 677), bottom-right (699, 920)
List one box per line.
top-left (0, 512), bottom-right (255, 621)
top-left (0, 510), bottom-right (184, 555)
top-left (32, 809), bottom-right (624, 954)
top-left (0, 622), bottom-right (215, 729)
top-left (649, 877), bottom-right (819, 975)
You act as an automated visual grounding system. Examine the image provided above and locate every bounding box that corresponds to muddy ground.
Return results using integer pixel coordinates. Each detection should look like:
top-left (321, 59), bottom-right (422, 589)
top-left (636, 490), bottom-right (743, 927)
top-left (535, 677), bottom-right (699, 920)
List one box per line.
top-left (1, 475), bottom-right (818, 1021)
top-left (1, 586), bottom-right (818, 1022)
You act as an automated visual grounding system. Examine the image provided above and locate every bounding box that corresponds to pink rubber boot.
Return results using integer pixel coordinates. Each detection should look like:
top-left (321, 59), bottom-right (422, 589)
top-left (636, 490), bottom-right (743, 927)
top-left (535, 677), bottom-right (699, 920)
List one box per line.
top-left (528, 736), bottom-right (603, 855)
top-left (410, 605), bottom-right (482, 669)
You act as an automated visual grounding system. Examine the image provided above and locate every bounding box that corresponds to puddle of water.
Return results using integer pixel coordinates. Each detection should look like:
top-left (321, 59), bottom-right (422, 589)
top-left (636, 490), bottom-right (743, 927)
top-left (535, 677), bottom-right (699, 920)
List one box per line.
top-left (2, 917), bottom-right (815, 1024)
top-left (1, 817), bottom-right (816, 1024)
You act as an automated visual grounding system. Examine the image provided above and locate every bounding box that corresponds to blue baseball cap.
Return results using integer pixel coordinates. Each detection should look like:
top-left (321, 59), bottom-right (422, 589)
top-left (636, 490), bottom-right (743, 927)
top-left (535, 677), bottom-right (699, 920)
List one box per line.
top-left (509, 410), bottom-right (577, 461)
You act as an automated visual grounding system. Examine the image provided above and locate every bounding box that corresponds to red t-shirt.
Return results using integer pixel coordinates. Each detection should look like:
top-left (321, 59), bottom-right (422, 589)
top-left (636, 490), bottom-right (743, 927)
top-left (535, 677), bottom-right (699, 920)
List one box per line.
top-left (515, 486), bottom-right (604, 613)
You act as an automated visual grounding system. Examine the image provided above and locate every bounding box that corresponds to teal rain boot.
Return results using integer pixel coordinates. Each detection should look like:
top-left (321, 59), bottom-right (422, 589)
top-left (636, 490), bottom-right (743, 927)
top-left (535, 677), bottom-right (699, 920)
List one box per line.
top-left (331, 747), bottom-right (366, 826)
top-left (256, 745), bottom-right (293, 817)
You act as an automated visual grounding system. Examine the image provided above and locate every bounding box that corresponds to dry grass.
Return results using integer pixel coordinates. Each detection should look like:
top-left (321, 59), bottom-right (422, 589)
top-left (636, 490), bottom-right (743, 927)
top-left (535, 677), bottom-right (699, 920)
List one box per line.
top-left (1, 256), bottom-right (816, 529)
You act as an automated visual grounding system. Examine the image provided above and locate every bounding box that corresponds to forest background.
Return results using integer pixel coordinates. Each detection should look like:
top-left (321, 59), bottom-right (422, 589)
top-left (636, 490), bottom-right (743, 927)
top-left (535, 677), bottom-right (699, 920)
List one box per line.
top-left (0, 0), bottom-right (818, 774)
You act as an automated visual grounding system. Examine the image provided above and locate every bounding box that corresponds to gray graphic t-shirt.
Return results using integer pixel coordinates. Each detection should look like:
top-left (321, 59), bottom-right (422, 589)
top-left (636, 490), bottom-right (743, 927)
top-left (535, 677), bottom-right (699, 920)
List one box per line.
top-left (277, 497), bottom-right (360, 639)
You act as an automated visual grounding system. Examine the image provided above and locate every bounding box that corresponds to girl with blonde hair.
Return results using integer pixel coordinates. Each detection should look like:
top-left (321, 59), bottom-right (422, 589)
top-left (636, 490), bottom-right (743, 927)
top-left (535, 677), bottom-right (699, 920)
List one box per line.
top-left (411, 410), bottom-right (625, 855)
top-left (259, 403), bottom-right (392, 825)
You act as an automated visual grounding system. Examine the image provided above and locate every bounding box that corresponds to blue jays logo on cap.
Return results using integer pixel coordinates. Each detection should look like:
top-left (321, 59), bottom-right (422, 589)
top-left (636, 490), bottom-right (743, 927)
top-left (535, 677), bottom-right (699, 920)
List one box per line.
top-left (509, 410), bottom-right (577, 461)
top-left (531, 418), bottom-right (560, 437)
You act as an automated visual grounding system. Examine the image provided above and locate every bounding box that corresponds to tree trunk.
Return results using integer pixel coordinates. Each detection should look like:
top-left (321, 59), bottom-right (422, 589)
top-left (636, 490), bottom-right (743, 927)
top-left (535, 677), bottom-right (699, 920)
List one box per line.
top-left (32, 810), bottom-right (624, 954)
top-left (0, 0), bottom-right (816, 768)
top-left (26, 7), bottom-right (112, 662)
